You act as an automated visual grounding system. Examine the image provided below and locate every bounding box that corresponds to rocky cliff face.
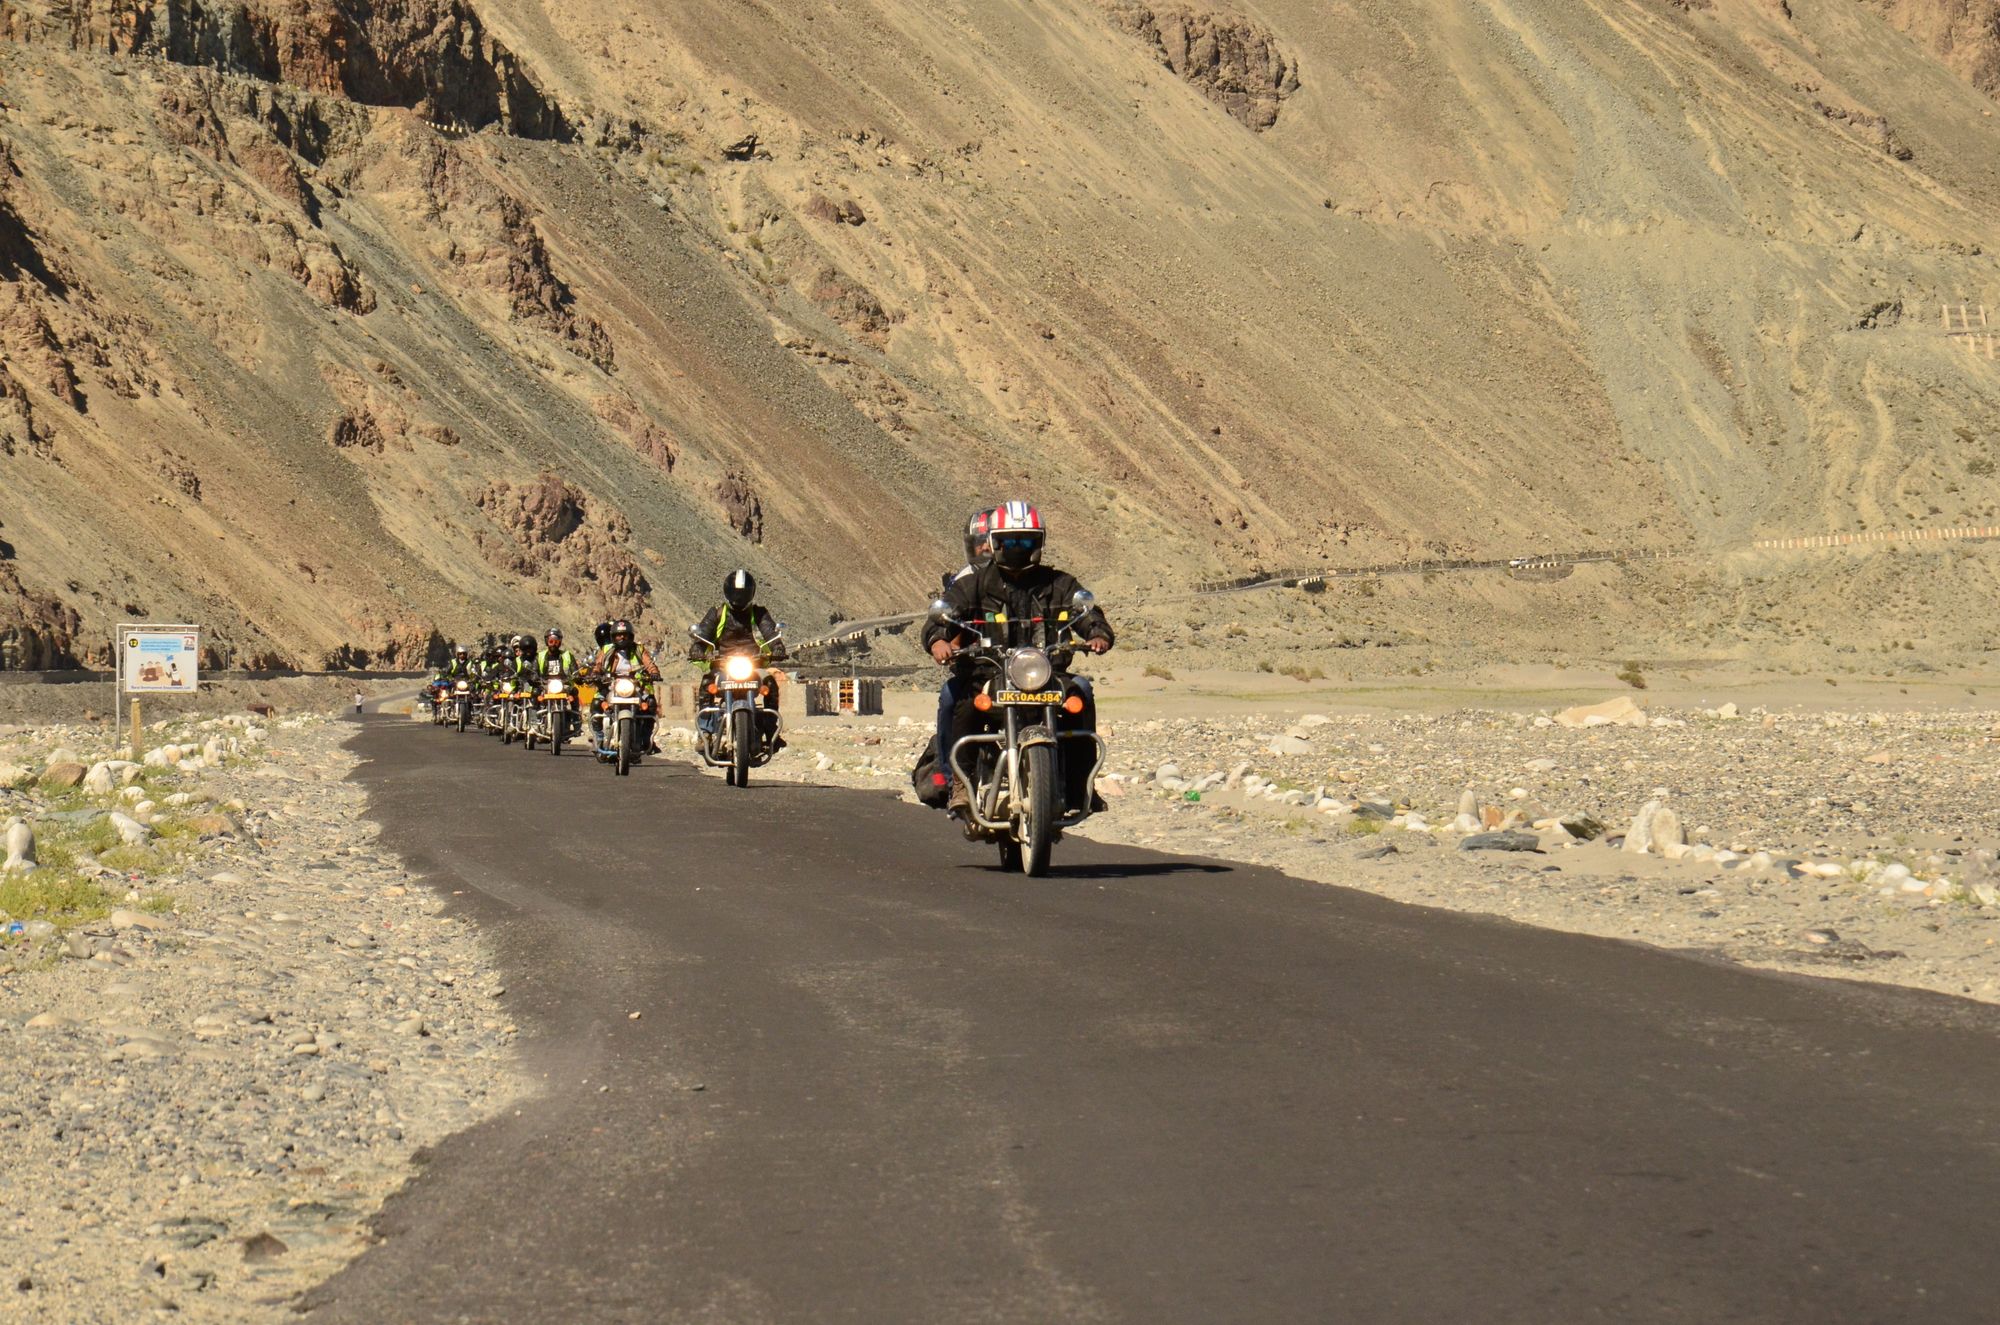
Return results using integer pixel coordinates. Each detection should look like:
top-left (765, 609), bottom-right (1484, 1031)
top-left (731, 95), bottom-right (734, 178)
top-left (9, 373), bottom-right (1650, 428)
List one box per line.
top-left (0, 0), bottom-right (1997, 668)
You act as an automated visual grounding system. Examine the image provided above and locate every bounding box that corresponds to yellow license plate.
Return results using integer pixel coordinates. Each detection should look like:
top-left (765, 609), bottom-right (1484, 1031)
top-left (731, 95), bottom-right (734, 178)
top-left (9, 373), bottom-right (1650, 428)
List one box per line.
top-left (995, 690), bottom-right (1062, 705)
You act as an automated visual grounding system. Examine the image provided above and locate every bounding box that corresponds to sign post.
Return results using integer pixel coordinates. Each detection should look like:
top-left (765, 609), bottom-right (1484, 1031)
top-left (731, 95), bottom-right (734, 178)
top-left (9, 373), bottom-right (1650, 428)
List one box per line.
top-left (119, 624), bottom-right (200, 760)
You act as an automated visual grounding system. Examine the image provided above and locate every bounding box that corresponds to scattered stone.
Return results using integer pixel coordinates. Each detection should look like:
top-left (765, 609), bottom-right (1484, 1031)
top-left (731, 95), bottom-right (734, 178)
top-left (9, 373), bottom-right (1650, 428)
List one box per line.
top-left (1557, 813), bottom-right (1605, 841)
top-left (41, 762), bottom-right (87, 789)
top-left (1459, 830), bottom-right (1542, 853)
top-left (83, 762), bottom-right (115, 795)
top-left (3, 818), bottom-right (35, 872)
top-left (1554, 696), bottom-right (1647, 729)
top-left (240, 1232), bottom-right (289, 1263)
top-left (107, 811), bottom-right (151, 846)
top-left (108, 909), bottom-right (167, 932)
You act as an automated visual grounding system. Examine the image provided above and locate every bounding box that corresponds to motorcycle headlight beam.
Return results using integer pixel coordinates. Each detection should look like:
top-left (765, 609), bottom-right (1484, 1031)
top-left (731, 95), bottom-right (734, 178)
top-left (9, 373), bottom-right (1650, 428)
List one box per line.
top-left (613, 678), bottom-right (638, 697)
top-left (724, 655), bottom-right (756, 682)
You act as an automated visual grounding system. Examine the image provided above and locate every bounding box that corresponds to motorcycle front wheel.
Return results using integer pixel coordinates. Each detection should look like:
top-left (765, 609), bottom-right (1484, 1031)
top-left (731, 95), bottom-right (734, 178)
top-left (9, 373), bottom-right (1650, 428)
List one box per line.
top-left (1021, 742), bottom-right (1058, 877)
top-left (731, 708), bottom-right (754, 787)
top-left (550, 708), bottom-right (564, 757)
top-left (457, 701), bottom-right (469, 732)
top-left (616, 715), bottom-right (633, 776)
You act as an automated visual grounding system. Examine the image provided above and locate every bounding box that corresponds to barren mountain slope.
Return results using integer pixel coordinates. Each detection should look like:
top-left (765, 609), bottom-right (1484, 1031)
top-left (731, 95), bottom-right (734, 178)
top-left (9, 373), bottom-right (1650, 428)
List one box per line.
top-left (0, 0), bottom-right (1996, 667)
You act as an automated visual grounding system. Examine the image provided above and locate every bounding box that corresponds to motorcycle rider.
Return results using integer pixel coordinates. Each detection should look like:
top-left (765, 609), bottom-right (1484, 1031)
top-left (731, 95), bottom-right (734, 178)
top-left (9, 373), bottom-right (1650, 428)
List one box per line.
top-left (443, 644), bottom-right (473, 679)
top-left (689, 570), bottom-right (789, 749)
top-left (537, 628), bottom-right (579, 678)
top-left (923, 501), bottom-right (1112, 817)
top-left (917, 507), bottom-right (998, 807)
top-left (585, 619), bottom-right (663, 753)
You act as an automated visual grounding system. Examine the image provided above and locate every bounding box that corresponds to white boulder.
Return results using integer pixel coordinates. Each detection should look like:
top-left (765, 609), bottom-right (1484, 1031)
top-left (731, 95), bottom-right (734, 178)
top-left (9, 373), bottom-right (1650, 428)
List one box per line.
top-left (3, 819), bottom-right (35, 873)
top-left (107, 812), bottom-right (151, 846)
top-left (1555, 696), bottom-right (1647, 730)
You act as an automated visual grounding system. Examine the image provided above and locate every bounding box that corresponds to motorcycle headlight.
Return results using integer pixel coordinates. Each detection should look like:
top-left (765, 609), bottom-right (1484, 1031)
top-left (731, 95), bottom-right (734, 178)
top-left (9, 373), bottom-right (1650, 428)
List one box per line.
top-left (546, 680), bottom-right (565, 696)
top-left (1006, 648), bottom-right (1054, 692)
top-left (724, 655), bottom-right (755, 682)
top-left (613, 678), bottom-right (637, 697)
top-left (455, 681), bottom-right (468, 692)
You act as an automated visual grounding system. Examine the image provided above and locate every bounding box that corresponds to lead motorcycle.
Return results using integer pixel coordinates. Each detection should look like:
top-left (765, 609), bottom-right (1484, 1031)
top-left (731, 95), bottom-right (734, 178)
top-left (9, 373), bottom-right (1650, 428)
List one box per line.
top-left (931, 589), bottom-right (1106, 876)
top-left (450, 676), bottom-right (475, 731)
top-left (689, 625), bottom-right (785, 787)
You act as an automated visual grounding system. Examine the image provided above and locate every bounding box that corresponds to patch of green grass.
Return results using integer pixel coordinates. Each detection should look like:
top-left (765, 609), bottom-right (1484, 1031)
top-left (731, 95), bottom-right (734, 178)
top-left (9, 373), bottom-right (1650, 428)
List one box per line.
top-left (1343, 816), bottom-right (1383, 836)
top-left (0, 869), bottom-right (114, 929)
top-left (140, 893), bottom-right (177, 915)
top-left (1616, 661), bottom-right (1648, 690)
top-left (1255, 659), bottom-right (1274, 673)
top-left (1282, 665), bottom-right (1327, 682)
top-left (1143, 664), bottom-right (1175, 680)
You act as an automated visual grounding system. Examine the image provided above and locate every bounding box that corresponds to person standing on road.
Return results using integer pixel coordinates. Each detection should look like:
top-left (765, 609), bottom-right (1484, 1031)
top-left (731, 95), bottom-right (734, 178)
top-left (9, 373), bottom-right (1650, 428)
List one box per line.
top-left (353, 691), bottom-right (363, 715)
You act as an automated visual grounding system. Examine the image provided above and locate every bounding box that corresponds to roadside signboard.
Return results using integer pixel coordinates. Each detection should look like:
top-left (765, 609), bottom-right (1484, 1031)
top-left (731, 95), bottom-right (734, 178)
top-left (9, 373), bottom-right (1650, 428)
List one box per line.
top-left (120, 624), bottom-right (199, 694)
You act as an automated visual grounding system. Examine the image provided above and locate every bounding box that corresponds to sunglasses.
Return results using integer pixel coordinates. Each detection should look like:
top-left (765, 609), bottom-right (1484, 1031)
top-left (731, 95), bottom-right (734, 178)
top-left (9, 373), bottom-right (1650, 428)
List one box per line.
top-left (993, 534), bottom-right (1041, 549)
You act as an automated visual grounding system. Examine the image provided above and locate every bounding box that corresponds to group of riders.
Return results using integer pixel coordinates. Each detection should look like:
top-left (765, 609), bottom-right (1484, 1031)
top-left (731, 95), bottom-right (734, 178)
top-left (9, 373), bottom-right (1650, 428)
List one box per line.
top-left (425, 571), bottom-right (790, 777)
top-left (422, 500), bottom-right (1113, 866)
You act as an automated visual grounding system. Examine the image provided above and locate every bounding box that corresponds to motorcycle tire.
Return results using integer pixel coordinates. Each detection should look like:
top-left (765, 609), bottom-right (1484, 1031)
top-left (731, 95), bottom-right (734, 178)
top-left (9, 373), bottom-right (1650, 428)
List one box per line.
top-left (617, 715), bottom-right (633, 777)
top-left (1021, 741), bottom-right (1058, 877)
top-left (457, 702), bottom-right (469, 733)
top-left (550, 713), bottom-right (564, 757)
top-left (731, 708), bottom-right (754, 788)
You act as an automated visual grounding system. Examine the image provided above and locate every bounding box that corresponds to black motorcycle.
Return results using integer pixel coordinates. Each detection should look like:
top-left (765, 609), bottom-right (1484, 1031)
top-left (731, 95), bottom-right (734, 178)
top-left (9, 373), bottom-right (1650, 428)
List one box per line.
top-left (929, 589), bottom-right (1106, 875)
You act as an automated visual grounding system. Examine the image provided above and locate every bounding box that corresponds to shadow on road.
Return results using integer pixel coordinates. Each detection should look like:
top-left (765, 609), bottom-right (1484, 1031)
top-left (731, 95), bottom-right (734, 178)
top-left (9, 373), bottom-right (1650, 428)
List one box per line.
top-left (965, 860), bottom-right (1234, 880)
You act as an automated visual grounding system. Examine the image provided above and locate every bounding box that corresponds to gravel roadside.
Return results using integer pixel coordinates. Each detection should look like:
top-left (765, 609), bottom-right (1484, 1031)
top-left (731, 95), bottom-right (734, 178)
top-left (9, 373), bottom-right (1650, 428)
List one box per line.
top-left (0, 714), bottom-right (520, 1323)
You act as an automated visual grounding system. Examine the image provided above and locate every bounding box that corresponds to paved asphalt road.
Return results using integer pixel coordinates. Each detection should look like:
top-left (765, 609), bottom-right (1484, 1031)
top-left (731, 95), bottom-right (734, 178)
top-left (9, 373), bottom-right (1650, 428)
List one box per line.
top-left (302, 712), bottom-right (2000, 1323)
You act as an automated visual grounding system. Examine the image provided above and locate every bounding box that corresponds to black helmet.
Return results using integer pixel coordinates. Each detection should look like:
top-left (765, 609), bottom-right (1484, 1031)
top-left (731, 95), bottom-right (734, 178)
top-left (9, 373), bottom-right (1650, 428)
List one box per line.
top-left (723, 569), bottom-right (755, 611)
top-left (964, 507), bottom-right (996, 564)
top-left (594, 620), bottom-right (612, 648)
top-left (611, 618), bottom-right (635, 646)
top-left (511, 634), bottom-right (531, 653)
top-left (544, 627), bottom-right (563, 645)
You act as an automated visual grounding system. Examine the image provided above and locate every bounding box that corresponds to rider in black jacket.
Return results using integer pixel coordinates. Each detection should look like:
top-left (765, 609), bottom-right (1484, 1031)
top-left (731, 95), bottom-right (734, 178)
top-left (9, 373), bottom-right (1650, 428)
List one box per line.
top-left (690, 570), bottom-right (789, 747)
top-left (922, 502), bottom-right (1111, 814)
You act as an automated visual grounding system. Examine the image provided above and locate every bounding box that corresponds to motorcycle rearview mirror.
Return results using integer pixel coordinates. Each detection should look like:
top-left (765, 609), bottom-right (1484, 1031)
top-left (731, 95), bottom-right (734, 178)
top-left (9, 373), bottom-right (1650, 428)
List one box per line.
top-left (1070, 588), bottom-right (1096, 614)
top-left (686, 623), bottom-right (709, 644)
top-left (927, 598), bottom-right (953, 623)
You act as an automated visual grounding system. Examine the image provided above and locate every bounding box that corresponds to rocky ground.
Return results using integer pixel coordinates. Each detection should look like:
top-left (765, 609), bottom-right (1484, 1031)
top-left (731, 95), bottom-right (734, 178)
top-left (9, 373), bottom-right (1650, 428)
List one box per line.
top-left (773, 668), bottom-right (2000, 1006)
top-left (0, 712), bottom-right (517, 1323)
top-left (0, 678), bottom-right (417, 730)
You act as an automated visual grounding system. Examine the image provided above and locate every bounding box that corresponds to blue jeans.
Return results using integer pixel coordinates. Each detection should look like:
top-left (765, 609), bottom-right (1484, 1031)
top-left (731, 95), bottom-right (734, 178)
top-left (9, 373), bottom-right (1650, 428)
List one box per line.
top-left (935, 674), bottom-right (967, 783)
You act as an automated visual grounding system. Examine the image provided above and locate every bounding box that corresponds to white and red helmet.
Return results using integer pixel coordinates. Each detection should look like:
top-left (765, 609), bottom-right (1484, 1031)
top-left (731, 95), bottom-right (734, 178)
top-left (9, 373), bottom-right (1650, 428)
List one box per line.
top-left (988, 500), bottom-right (1045, 570)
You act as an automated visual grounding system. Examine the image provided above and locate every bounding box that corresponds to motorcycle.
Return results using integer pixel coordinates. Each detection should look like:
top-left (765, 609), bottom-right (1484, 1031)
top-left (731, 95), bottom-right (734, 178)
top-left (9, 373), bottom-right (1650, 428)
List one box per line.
top-left (451, 677), bottom-right (474, 731)
top-left (690, 627), bottom-right (784, 787)
top-left (426, 680), bottom-right (451, 725)
top-left (931, 589), bottom-right (1106, 876)
top-left (490, 677), bottom-right (520, 740)
top-left (531, 659), bottom-right (577, 756)
top-left (592, 656), bottom-right (656, 776)
top-left (505, 678), bottom-right (538, 746)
